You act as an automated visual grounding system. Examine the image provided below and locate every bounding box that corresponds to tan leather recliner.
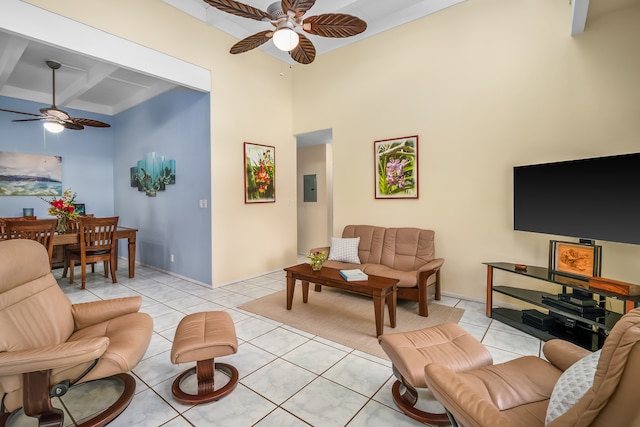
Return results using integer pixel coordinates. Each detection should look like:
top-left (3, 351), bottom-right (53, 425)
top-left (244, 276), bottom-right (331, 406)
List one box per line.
top-left (424, 307), bottom-right (640, 427)
top-left (0, 239), bottom-right (153, 427)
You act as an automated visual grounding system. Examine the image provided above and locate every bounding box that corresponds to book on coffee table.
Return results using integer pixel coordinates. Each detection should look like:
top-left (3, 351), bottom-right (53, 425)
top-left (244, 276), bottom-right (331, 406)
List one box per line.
top-left (339, 269), bottom-right (368, 281)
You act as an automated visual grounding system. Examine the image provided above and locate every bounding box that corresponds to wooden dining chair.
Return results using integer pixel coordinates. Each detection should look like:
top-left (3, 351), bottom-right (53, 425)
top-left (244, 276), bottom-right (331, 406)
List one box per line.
top-left (62, 216), bottom-right (119, 289)
top-left (5, 219), bottom-right (58, 267)
top-left (0, 216), bottom-right (38, 240)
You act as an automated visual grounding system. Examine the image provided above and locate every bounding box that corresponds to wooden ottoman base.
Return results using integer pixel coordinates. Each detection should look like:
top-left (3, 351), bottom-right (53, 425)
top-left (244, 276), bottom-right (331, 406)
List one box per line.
top-left (390, 364), bottom-right (449, 425)
top-left (171, 359), bottom-right (239, 405)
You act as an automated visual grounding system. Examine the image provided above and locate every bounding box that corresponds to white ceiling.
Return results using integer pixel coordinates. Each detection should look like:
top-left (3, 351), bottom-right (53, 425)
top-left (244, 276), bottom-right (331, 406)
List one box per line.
top-left (0, 0), bottom-right (628, 118)
top-left (0, 31), bottom-right (180, 117)
top-left (162, 0), bottom-right (467, 64)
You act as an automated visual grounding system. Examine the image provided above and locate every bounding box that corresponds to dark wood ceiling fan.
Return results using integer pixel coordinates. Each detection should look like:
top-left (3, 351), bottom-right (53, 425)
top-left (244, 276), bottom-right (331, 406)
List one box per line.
top-left (0, 60), bottom-right (110, 131)
top-left (203, 0), bottom-right (367, 64)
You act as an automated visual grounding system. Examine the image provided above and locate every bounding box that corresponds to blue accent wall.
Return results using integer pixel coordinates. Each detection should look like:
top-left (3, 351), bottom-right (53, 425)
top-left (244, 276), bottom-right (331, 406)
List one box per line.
top-left (0, 96), bottom-right (114, 217)
top-left (0, 90), bottom-right (212, 284)
top-left (113, 89), bottom-right (211, 284)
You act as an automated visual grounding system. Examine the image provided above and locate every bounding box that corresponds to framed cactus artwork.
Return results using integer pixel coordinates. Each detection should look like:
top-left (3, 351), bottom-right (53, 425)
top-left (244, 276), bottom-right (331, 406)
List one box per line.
top-left (374, 135), bottom-right (418, 199)
top-left (244, 142), bottom-right (275, 204)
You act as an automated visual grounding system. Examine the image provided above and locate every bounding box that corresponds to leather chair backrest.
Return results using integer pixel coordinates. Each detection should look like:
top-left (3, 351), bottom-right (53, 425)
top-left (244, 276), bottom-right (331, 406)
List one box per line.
top-left (342, 225), bottom-right (386, 264)
top-left (380, 228), bottom-right (435, 271)
top-left (0, 239), bottom-right (74, 353)
top-left (554, 307), bottom-right (640, 426)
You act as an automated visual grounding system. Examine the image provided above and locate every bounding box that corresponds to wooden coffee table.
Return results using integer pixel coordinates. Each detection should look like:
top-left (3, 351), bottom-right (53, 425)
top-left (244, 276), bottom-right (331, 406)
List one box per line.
top-left (284, 263), bottom-right (399, 337)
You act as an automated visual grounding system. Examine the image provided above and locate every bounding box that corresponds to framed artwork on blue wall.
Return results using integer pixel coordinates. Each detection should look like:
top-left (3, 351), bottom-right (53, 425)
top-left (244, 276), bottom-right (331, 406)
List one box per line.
top-left (0, 151), bottom-right (62, 196)
top-left (130, 152), bottom-right (176, 197)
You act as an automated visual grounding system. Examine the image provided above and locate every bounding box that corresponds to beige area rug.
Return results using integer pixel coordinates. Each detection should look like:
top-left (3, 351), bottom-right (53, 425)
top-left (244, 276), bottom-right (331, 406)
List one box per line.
top-left (239, 288), bottom-right (464, 360)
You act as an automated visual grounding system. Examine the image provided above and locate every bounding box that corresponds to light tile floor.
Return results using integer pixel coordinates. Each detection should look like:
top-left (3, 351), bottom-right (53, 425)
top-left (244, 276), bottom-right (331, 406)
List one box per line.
top-left (47, 261), bottom-right (542, 427)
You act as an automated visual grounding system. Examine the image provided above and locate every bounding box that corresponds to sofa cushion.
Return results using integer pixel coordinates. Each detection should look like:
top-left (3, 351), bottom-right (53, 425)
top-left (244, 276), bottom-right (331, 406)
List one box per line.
top-left (363, 264), bottom-right (437, 288)
top-left (328, 237), bottom-right (361, 264)
top-left (341, 225), bottom-right (385, 264)
top-left (381, 228), bottom-right (435, 271)
top-left (545, 350), bottom-right (600, 425)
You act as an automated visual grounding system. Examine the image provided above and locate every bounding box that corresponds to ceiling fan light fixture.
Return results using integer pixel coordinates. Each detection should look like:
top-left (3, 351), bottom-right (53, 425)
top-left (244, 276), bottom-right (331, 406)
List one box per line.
top-left (272, 28), bottom-right (299, 51)
top-left (43, 121), bottom-right (64, 133)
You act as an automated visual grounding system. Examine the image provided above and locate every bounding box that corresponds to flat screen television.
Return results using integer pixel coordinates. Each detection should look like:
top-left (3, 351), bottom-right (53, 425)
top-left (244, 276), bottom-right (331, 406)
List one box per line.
top-left (513, 153), bottom-right (640, 245)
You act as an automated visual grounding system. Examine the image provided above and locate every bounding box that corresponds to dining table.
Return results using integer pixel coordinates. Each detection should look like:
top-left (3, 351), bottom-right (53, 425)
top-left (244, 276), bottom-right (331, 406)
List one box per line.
top-left (52, 227), bottom-right (138, 278)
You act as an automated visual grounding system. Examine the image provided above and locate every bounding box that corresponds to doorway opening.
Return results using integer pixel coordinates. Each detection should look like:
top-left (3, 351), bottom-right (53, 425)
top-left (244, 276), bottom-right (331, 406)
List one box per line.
top-left (296, 129), bottom-right (333, 255)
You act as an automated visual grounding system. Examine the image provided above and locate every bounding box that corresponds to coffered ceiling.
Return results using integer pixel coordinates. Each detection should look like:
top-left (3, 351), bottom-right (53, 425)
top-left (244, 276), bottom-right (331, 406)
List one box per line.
top-left (0, 0), bottom-right (635, 118)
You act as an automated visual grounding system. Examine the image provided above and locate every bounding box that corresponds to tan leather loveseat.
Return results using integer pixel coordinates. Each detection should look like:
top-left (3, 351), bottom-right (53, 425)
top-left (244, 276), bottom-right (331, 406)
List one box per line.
top-left (313, 225), bottom-right (444, 317)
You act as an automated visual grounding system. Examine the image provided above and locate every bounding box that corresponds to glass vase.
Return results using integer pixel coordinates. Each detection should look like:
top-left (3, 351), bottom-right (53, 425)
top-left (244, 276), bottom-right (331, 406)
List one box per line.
top-left (310, 259), bottom-right (323, 271)
top-left (57, 217), bottom-right (67, 234)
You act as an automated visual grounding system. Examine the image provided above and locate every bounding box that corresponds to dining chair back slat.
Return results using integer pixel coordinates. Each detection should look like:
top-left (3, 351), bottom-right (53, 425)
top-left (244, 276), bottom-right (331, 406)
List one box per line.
top-left (4, 219), bottom-right (57, 267)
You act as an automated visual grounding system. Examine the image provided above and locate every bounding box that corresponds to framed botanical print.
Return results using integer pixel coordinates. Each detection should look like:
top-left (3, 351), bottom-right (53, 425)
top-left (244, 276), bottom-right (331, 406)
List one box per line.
top-left (244, 142), bottom-right (275, 203)
top-left (374, 135), bottom-right (418, 199)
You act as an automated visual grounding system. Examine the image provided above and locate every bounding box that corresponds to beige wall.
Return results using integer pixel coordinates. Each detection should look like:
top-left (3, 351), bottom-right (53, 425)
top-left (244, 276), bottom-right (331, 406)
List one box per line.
top-left (292, 0), bottom-right (640, 300)
top-left (297, 144), bottom-right (331, 254)
top-left (24, 0), bottom-right (298, 285)
top-left (20, 0), bottom-right (640, 298)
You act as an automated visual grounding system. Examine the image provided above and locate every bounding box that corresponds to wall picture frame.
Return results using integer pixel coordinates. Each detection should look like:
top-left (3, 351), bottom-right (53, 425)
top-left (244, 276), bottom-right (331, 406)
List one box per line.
top-left (549, 240), bottom-right (602, 279)
top-left (374, 135), bottom-right (418, 199)
top-left (244, 142), bottom-right (275, 203)
top-left (73, 203), bottom-right (86, 216)
top-left (0, 152), bottom-right (62, 196)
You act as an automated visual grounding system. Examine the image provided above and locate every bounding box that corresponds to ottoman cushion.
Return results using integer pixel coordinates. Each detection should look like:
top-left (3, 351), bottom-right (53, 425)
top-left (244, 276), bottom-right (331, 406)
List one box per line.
top-left (379, 323), bottom-right (492, 388)
top-left (171, 311), bottom-right (238, 364)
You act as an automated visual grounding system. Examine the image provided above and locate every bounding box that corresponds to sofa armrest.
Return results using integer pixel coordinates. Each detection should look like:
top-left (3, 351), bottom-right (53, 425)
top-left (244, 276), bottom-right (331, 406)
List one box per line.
top-left (417, 258), bottom-right (444, 275)
top-left (72, 296), bottom-right (142, 330)
top-left (0, 337), bottom-right (109, 376)
top-left (424, 363), bottom-right (517, 427)
top-left (543, 339), bottom-right (591, 371)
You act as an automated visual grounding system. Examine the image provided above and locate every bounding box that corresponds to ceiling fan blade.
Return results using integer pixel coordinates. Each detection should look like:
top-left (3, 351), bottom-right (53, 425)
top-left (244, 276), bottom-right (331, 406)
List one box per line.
top-left (281, 0), bottom-right (316, 19)
top-left (202, 0), bottom-right (271, 21)
top-left (40, 107), bottom-right (70, 121)
top-left (289, 33), bottom-right (316, 64)
top-left (63, 121), bottom-right (84, 130)
top-left (71, 118), bottom-right (111, 128)
top-left (11, 118), bottom-right (47, 122)
top-left (230, 30), bottom-right (273, 54)
top-left (0, 108), bottom-right (43, 118)
top-left (303, 14), bottom-right (367, 38)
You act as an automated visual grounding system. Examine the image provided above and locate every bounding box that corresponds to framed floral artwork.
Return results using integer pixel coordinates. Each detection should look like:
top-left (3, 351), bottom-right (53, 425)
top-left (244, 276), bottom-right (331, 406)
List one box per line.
top-left (244, 142), bottom-right (275, 203)
top-left (374, 135), bottom-right (418, 199)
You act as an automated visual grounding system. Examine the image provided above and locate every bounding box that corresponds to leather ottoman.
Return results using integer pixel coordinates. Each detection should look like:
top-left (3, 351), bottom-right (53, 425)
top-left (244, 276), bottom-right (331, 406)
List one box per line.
top-left (379, 322), bottom-right (492, 425)
top-left (170, 311), bottom-right (239, 404)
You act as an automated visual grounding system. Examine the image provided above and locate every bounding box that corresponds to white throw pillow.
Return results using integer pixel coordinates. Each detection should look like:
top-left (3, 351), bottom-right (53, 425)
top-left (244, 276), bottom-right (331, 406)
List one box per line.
top-left (545, 350), bottom-right (600, 425)
top-left (328, 237), bottom-right (361, 264)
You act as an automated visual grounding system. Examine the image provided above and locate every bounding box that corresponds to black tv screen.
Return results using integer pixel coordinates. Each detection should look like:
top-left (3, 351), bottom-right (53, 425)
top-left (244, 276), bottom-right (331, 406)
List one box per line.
top-left (513, 153), bottom-right (640, 245)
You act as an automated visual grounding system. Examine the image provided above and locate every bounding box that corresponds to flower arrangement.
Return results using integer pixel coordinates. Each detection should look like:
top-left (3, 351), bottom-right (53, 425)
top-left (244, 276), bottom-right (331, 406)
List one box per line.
top-left (40, 188), bottom-right (79, 233)
top-left (307, 250), bottom-right (327, 271)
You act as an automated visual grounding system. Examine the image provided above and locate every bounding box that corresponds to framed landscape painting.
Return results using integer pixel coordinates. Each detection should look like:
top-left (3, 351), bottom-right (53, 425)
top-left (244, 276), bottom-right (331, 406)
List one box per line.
top-left (0, 151), bottom-right (62, 196)
top-left (244, 142), bottom-right (275, 203)
top-left (374, 135), bottom-right (418, 199)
